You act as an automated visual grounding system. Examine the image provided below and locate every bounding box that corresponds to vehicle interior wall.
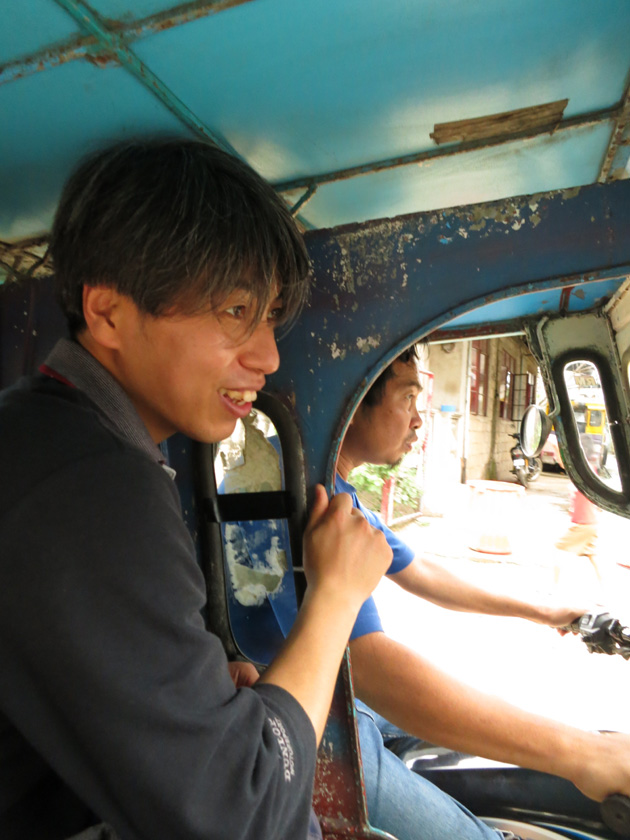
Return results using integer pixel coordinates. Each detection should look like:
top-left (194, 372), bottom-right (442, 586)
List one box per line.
top-left (0, 274), bottom-right (65, 388)
top-left (268, 181), bottom-right (630, 496)
top-left (609, 282), bottom-right (630, 376)
top-left (527, 312), bottom-right (630, 515)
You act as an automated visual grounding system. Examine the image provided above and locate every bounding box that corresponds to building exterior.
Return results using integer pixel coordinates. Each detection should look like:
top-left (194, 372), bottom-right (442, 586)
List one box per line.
top-left (418, 335), bottom-right (539, 517)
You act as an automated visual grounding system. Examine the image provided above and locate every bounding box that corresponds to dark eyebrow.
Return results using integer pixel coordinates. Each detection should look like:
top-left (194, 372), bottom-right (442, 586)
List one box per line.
top-left (396, 377), bottom-right (423, 392)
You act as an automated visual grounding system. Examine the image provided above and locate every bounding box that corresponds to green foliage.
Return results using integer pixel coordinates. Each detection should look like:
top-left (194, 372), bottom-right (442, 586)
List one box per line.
top-left (350, 458), bottom-right (422, 516)
top-left (394, 461), bottom-right (422, 510)
top-left (350, 462), bottom-right (392, 493)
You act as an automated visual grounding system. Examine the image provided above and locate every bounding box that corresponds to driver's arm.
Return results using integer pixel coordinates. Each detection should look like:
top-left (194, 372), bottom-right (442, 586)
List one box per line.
top-left (390, 556), bottom-right (585, 627)
top-left (349, 630), bottom-right (630, 803)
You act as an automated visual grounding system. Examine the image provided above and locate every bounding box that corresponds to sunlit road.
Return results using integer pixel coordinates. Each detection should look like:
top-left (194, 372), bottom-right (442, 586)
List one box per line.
top-left (373, 471), bottom-right (630, 734)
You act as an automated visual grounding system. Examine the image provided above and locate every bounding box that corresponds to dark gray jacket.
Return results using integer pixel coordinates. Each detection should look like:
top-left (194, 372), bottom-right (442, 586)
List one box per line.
top-left (0, 359), bottom-right (316, 840)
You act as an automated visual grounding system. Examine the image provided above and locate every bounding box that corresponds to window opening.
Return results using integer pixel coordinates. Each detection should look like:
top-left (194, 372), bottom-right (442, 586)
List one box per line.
top-left (562, 361), bottom-right (621, 492)
top-left (214, 410), bottom-right (298, 664)
top-left (511, 371), bottom-right (534, 423)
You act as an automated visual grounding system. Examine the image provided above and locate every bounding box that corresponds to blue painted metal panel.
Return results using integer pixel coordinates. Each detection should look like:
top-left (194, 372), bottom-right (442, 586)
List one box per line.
top-left (134, 0), bottom-right (630, 182)
top-left (440, 277), bottom-right (625, 328)
top-left (1, 0), bottom-right (80, 65)
top-left (293, 123), bottom-right (614, 229)
top-left (267, 180), bottom-right (630, 492)
top-left (0, 60), bottom-right (194, 241)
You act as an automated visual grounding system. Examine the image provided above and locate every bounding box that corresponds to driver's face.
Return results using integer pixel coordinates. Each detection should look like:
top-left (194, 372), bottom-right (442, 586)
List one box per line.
top-left (346, 360), bottom-right (423, 467)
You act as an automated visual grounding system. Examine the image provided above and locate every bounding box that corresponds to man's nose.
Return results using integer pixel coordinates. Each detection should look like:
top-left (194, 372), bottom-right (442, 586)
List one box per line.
top-left (243, 322), bottom-right (280, 375)
top-left (411, 408), bottom-right (423, 429)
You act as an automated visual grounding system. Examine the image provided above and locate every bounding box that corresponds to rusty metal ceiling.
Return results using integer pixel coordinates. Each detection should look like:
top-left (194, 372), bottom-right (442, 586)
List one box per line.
top-left (1, 0), bottom-right (629, 250)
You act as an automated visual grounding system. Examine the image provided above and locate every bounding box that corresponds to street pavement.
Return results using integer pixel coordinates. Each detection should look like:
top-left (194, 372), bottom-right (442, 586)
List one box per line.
top-left (372, 470), bottom-right (630, 734)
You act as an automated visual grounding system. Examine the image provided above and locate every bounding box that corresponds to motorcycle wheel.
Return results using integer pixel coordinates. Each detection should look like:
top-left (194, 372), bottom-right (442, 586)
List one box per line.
top-left (515, 467), bottom-right (528, 487)
top-left (527, 457), bottom-right (542, 482)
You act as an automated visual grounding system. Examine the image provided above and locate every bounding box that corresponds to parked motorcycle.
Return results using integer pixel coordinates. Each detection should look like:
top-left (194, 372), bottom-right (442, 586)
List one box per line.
top-left (510, 432), bottom-right (542, 487)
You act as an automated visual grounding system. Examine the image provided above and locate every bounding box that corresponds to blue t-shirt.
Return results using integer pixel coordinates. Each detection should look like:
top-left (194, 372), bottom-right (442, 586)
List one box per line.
top-left (335, 474), bottom-right (415, 639)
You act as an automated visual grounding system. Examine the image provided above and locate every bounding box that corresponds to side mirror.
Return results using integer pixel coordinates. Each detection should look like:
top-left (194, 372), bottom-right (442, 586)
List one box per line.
top-left (520, 404), bottom-right (553, 458)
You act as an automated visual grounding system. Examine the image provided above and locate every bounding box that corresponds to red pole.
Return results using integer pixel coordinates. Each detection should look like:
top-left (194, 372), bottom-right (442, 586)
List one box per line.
top-left (380, 477), bottom-right (396, 525)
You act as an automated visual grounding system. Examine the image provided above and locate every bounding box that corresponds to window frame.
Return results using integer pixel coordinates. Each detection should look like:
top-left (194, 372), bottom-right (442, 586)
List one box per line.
top-left (469, 339), bottom-right (489, 416)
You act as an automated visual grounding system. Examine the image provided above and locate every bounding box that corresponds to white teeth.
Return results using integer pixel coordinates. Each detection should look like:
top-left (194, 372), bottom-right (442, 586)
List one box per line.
top-left (221, 389), bottom-right (257, 404)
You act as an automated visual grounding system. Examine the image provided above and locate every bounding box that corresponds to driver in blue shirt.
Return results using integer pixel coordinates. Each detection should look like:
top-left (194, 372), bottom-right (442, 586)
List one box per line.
top-left (224, 346), bottom-right (630, 840)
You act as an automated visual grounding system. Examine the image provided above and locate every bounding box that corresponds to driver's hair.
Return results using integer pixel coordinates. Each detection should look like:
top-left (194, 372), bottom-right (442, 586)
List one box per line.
top-left (362, 344), bottom-right (421, 408)
top-left (50, 139), bottom-right (310, 335)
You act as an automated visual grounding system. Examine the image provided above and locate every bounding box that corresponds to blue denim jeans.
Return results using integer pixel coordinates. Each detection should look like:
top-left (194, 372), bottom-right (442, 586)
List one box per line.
top-left (356, 701), bottom-right (501, 840)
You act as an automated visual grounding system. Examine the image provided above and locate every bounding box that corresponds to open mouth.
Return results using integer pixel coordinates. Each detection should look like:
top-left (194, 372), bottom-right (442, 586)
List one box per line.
top-left (220, 388), bottom-right (258, 407)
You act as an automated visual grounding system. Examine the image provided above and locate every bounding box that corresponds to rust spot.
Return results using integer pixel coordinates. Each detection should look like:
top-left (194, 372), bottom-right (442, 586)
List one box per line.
top-left (103, 17), bottom-right (127, 32)
top-left (559, 286), bottom-right (575, 312)
top-left (121, 0), bottom-right (257, 40)
top-left (85, 50), bottom-right (119, 68)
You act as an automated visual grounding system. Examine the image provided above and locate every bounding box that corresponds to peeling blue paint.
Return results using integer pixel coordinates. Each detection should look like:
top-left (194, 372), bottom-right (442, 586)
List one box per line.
top-left (271, 180), bottom-right (630, 491)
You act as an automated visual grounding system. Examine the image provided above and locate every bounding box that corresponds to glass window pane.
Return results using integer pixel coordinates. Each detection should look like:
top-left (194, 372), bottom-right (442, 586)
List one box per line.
top-left (562, 361), bottom-right (621, 492)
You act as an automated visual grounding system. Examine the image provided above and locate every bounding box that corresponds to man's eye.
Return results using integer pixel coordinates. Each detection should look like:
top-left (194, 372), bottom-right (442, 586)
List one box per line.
top-left (267, 306), bottom-right (285, 323)
top-left (225, 305), bottom-right (247, 319)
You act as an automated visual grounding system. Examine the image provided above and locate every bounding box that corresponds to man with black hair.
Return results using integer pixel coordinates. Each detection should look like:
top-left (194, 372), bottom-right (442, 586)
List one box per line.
top-left (0, 140), bottom-right (392, 840)
top-left (222, 343), bottom-right (630, 840)
top-left (336, 346), bottom-right (630, 840)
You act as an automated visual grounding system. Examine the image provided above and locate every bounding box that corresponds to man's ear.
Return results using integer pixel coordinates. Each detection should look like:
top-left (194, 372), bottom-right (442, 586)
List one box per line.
top-left (82, 285), bottom-right (124, 350)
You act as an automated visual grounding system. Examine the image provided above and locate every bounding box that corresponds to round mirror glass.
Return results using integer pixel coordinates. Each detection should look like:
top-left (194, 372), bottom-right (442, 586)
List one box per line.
top-left (520, 404), bottom-right (552, 458)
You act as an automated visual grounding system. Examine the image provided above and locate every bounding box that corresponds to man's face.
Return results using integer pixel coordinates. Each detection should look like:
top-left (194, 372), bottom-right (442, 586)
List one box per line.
top-left (344, 360), bottom-right (423, 467)
top-left (107, 289), bottom-right (283, 444)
